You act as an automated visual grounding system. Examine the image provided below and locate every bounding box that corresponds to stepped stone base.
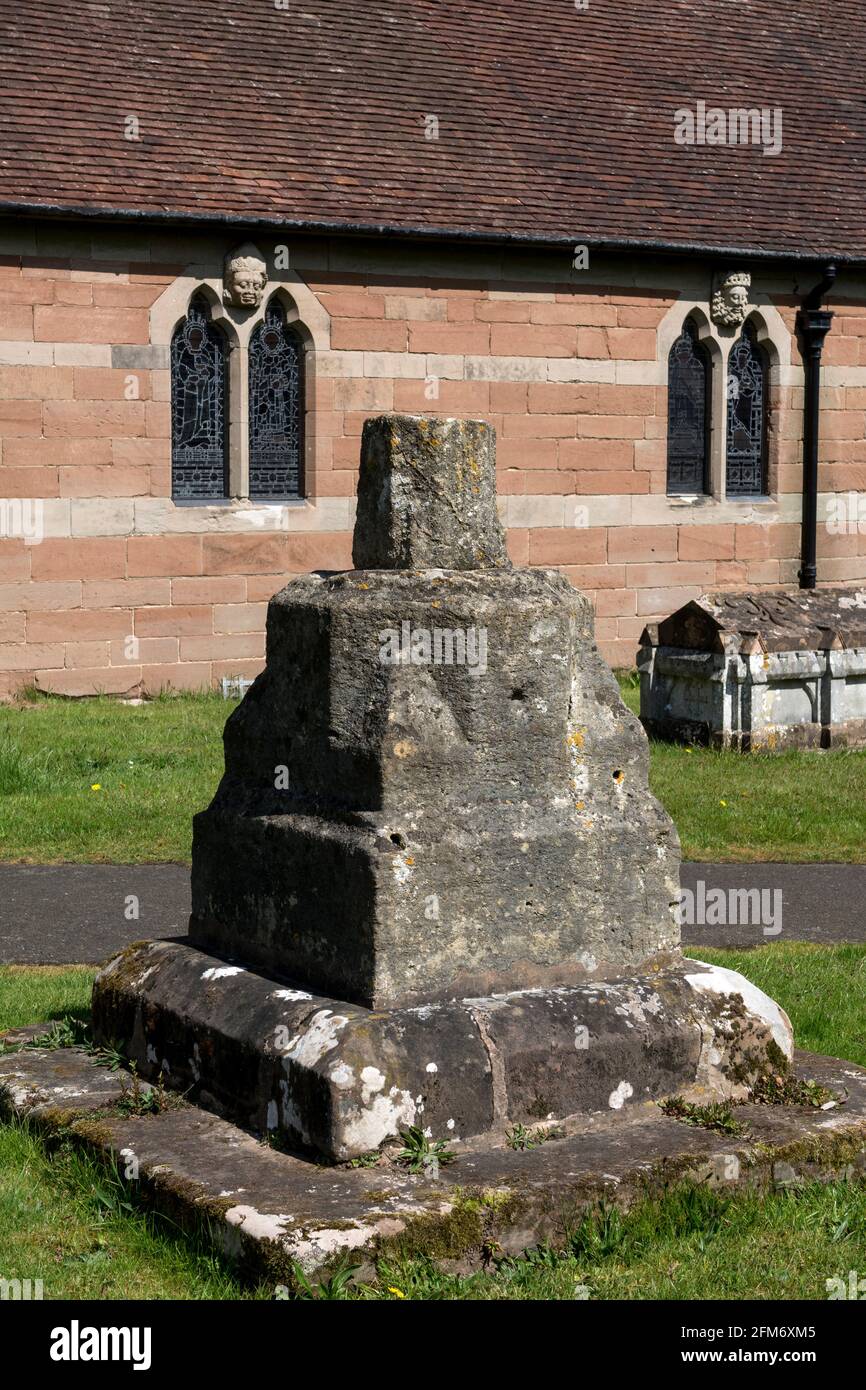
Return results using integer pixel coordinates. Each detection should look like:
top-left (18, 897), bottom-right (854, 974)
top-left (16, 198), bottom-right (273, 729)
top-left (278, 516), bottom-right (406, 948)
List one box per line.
top-left (2, 1038), bottom-right (862, 1288)
top-left (91, 939), bottom-right (793, 1161)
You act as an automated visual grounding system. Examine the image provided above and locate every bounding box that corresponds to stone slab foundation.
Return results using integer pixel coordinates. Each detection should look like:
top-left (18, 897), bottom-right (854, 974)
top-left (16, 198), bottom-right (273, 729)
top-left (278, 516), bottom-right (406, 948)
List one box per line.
top-left (2, 1035), bottom-right (861, 1285)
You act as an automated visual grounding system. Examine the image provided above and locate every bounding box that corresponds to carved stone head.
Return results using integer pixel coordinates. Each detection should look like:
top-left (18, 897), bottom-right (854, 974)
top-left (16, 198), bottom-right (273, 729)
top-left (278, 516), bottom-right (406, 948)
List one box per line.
top-left (711, 270), bottom-right (751, 327)
top-left (223, 242), bottom-right (267, 310)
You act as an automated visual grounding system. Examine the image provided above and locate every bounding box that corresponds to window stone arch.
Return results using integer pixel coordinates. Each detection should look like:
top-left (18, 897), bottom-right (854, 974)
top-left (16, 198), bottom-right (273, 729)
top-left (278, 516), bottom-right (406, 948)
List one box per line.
top-left (657, 291), bottom-right (792, 503)
top-left (150, 261), bottom-right (330, 506)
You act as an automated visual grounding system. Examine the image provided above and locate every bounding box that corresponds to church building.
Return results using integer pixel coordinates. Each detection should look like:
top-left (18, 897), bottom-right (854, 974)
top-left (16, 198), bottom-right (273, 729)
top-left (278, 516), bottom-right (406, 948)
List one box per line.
top-left (1, 1), bottom-right (865, 693)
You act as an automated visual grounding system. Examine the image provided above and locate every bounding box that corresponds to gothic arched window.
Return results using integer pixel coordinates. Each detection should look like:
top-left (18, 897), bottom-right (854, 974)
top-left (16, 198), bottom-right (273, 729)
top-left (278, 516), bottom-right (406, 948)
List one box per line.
top-left (170, 296), bottom-right (228, 500)
top-left (726, 321), bottom-right (768, 496)
top-left (248, 299), bottom-right (305, 499)
top-left (666, 317), bottom-right (710, 495)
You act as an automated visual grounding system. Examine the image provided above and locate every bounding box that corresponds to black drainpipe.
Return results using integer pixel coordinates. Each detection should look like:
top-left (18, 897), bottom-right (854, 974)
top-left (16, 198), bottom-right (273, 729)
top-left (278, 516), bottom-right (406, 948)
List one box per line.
top-left (797, 263), bottom-right (837, 589)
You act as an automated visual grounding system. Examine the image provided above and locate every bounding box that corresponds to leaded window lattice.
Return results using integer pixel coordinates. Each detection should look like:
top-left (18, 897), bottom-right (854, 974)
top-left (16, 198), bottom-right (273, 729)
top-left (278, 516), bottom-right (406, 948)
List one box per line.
top-left (666, 317), bottom-right (710, 494)
top-left (170, 297), bottom-right (228, 501)
top-left (248, 301), bottom-right (304, 499)
top-left (726, 322), bottom-right (768, 496)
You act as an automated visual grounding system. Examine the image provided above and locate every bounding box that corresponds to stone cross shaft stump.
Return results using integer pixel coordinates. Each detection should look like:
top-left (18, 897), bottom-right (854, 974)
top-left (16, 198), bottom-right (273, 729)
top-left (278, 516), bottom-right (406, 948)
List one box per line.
top-left (93, 416), bottom-right (793, 1160)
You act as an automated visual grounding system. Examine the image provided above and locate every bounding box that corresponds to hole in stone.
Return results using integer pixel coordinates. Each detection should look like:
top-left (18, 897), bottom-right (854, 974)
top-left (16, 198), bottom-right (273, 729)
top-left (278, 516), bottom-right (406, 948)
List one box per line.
top-left (612, 769), bottom-right (623, 780)
top-left (390, 832), bottom-right (407, 848)
top-left (510, 688), bottom-right (526, 701)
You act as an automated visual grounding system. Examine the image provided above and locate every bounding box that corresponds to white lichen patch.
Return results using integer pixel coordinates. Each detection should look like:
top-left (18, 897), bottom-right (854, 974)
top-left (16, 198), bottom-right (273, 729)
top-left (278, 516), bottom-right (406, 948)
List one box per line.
top-left (425, 1062), bottom-right (438, 1074)
top-left (270, 989), bottom-right (313, 1002)
top-left (283, 1010), bottom-right (349, 1069)
top-left (224, 1204), bottom-right (291, 1243)
top-left (285, 1218), bottom-right (407, 1274)
top-left (360, 1066), bottom-right (386, 1105)
top-left (329, 1061), bottom-right (355, 1090)
top-left (608, 1080), bottom-right (634, 1110)
top-left (340, 1088), bottom-right (417, 1153)
top-left (201, 966), bottom-right (246, 981)
top-left (685, 961), bottom-right (794, 1060)
top-left (613, 991), bottom-right (663, 1027)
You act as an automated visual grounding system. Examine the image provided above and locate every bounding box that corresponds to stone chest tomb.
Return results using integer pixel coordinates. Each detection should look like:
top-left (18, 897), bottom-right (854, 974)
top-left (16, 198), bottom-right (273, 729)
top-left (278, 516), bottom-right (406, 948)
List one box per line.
top-left (639, 587), bottom-right (866, 751)
top-left (92, 416), bottom-right (792, 1160)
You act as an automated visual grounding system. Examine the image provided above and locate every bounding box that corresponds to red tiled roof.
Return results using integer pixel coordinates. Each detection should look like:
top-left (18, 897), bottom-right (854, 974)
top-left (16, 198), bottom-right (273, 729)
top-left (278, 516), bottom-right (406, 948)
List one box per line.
top-left (0, 0), bottom-right (864, 260)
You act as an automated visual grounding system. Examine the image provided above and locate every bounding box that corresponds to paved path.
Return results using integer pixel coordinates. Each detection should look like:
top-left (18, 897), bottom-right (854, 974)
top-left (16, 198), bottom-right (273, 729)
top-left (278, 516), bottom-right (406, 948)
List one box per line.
top-left (0, 862), bottom-right (864, 965)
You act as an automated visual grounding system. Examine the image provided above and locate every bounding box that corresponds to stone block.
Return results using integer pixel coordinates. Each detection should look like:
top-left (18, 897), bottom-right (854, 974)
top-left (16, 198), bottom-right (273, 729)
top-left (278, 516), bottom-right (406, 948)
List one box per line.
top-left (352, 416), bottom-right (508, 571)
top-left (92, 941), bottom-right (792, 1160)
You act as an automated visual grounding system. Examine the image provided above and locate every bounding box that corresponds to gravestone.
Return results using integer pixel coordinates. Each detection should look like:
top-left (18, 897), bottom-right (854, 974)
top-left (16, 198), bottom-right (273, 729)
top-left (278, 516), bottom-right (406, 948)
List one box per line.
top-left (93, 416), bottom-right (792, 1159)
top-left (639, 587), bottom-right (866, 750)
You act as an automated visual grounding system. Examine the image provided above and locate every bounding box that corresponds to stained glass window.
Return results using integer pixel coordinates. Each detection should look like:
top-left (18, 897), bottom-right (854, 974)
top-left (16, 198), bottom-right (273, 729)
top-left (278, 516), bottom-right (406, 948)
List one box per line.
top-left (170, 296), bottom-right (228, 500)
top-left (726, 322), bottom-right (768, 496)
top-left (666, 317), bottom-right (709, 494)
top-left (248, 300), bottom-right (304, 499)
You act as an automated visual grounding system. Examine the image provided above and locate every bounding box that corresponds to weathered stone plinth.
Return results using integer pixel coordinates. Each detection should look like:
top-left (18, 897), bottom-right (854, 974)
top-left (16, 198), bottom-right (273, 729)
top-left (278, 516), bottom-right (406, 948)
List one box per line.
top-left (92, 939), bottom-right (792, 1161)
top-left (92, 414), bottom-right (796, 1159)
top-left (188, 565), bottom-right (678, 1008)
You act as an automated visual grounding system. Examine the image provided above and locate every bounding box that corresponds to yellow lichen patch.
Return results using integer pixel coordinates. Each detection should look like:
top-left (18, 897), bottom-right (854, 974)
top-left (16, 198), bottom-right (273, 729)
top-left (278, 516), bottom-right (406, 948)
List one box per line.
top-left (567, 730), bottom-right (585, 748)
top-left (393, 740), bottom-right (417, 759)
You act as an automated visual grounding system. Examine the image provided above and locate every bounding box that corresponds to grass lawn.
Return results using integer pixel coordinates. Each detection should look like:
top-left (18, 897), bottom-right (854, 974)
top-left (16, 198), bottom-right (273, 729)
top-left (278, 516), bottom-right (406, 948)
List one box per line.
top-left (1, 684), bottom-right (864, 864)
top-left (617, 674), bottom-right (866, 862)
top-left (2, 951), bottom-right (865, 1300)
top-left (0, 690), bottom-right (236, 864)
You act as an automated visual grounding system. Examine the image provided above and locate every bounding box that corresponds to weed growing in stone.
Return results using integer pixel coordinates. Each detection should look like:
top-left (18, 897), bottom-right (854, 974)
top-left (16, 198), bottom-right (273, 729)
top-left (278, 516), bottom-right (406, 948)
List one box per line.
top-left (116, 1067), bottom-right (183, 1118)
top-left (505, 1122), bottom-right (565, 1150)
top-left (348, 1151), bottom-right (382, 1169)
top-left (394, 1125), bottom-right (456, 1172)
top-left (287, 1258), bottom-right (360, 1300)
top-left (749, 1073), bottom-right (837, 1108)
top-left (660, 1095), bottom-right (749, 1136)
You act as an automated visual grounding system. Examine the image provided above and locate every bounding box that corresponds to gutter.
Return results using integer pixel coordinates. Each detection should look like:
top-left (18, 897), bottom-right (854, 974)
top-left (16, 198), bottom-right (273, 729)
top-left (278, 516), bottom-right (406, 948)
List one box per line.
top-left (0, 197), bottom-right (865, 270)
top-left (797, 265), bottom-right (837, 591)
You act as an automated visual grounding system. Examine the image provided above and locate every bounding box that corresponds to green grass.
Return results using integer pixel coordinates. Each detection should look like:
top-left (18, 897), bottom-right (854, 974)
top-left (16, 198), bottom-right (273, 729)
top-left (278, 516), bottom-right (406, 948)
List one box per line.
top-left (0, 966), bottom-right (95, 1034)
top-left (0, 1122), bottom-right (261, 1300)
top-left (618, 674), bottom-right (866, 862)
top-left (2, 682), bottom-right (864, 864)
top-left (2, 950), bottom-right (865, 1300)
top-left (359, 1181), bottom-right (866, 1300)
top-left (0, 691), bottom-right (235, 863)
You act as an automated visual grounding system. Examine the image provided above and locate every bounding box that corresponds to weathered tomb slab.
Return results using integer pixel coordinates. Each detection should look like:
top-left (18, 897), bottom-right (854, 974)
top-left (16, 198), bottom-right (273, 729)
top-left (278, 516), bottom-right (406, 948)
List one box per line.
top-left (639, 587), bottom-right (866, 750)
top-left (2, 1038), bottom-right (865, 1287)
